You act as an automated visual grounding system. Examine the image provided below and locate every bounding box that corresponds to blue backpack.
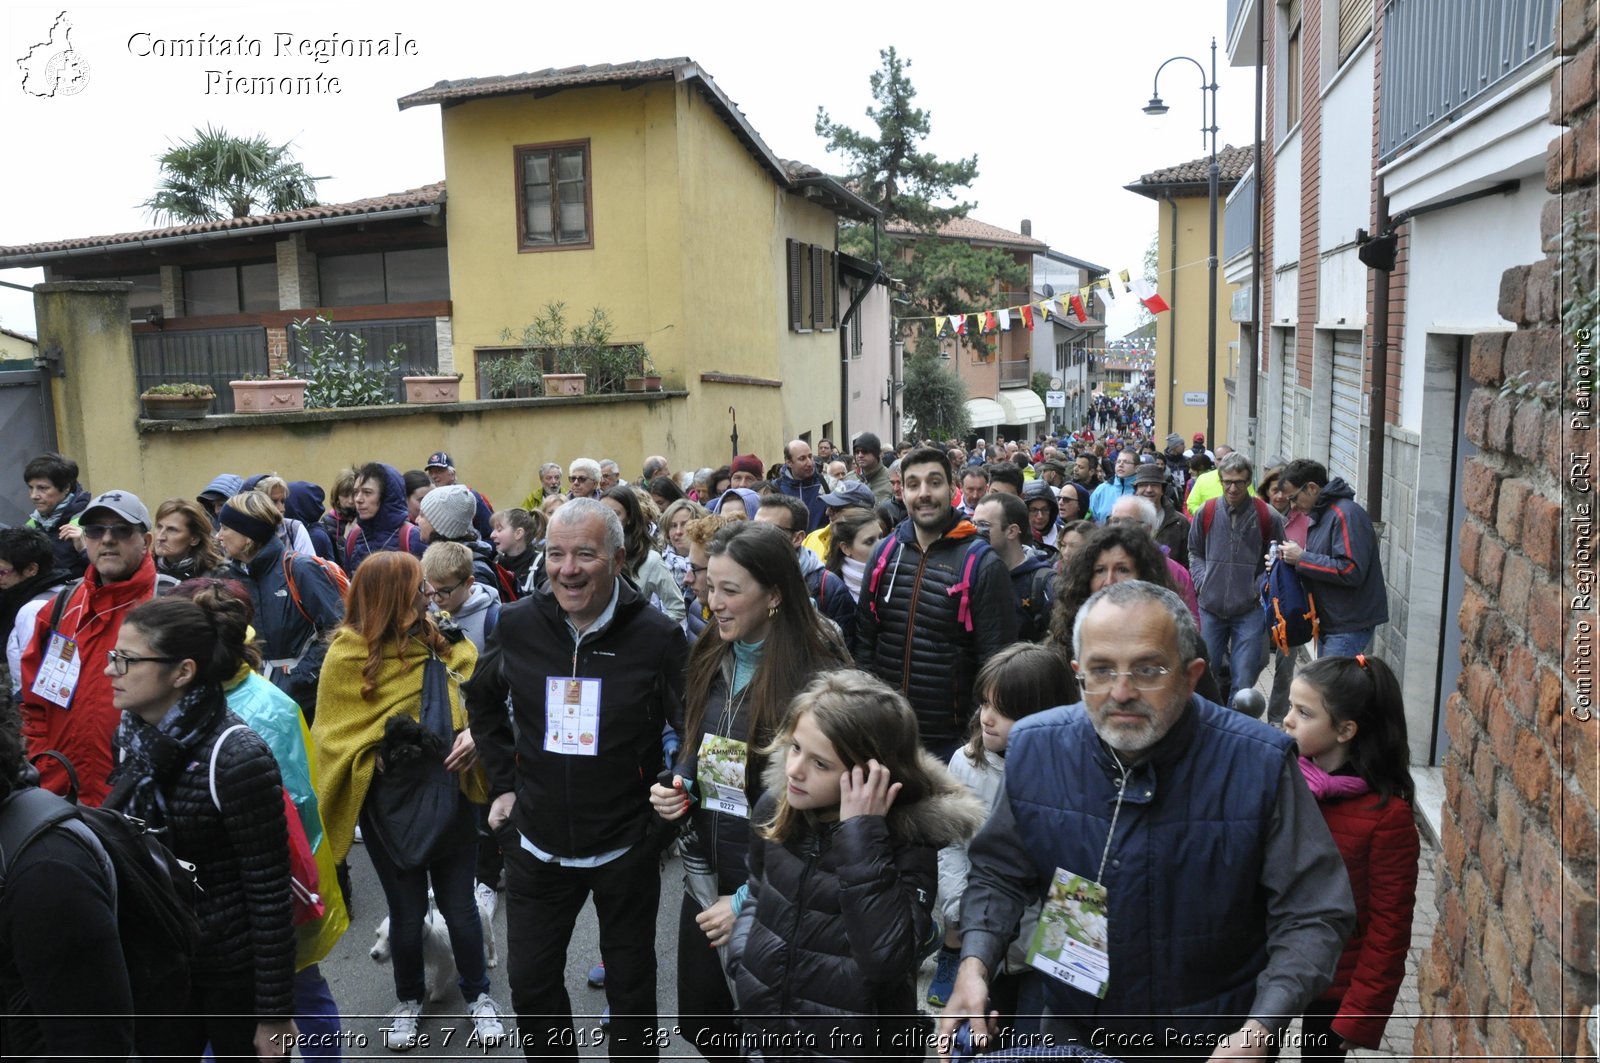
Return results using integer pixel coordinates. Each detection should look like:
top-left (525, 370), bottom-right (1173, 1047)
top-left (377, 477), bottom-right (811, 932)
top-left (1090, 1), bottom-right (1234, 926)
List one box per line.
top-left (1261, 557), bottom-right (1319, 653)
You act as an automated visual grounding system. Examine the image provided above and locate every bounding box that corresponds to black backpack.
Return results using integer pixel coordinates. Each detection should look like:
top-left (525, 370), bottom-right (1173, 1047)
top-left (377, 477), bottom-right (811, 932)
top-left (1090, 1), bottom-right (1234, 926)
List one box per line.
top-left (0, 752), bottom-right (200, 1018)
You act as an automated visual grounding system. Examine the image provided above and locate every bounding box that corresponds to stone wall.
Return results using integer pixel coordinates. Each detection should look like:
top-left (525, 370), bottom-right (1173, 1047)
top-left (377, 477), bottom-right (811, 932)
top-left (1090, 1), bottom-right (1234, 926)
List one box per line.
top-left (1415, 0), bottom-right (1599, 1056)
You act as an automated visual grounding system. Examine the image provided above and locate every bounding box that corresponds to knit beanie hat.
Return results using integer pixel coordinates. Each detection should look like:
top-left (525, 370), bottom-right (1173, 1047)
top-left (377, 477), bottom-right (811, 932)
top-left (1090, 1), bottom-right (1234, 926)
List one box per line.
top-left (420, 484), bottom-right (476, 540)
top-left (730, 453), bottom-right (765, 479)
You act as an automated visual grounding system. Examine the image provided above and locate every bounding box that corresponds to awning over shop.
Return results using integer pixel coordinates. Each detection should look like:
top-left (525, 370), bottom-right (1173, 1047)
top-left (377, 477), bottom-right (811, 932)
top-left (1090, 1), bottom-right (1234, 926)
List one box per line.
top-left (966, 397), bottom-right (1006, 428)
top-left (998, 388), bottom-right (1046, 424)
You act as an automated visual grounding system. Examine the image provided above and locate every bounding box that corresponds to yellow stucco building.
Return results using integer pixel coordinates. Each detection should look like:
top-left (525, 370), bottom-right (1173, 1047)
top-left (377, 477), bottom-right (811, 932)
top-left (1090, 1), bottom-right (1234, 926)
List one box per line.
top-left (1126, 145), bottom-right (1252, 448)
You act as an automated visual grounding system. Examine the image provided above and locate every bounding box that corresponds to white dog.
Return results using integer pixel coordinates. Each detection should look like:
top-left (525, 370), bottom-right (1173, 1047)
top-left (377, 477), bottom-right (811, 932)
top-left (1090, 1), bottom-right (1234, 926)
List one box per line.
top-left (370, 890), bottom-right (498, 1003)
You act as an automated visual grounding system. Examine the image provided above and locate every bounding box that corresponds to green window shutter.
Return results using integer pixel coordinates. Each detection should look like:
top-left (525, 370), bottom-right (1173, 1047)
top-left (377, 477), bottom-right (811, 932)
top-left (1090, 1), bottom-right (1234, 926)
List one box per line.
top-left (788, 240), bottom-right (804, 331)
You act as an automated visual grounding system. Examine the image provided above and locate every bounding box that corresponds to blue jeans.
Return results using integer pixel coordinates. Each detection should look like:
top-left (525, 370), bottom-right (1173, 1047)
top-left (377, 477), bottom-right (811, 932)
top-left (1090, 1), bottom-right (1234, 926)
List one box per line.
top-left (1318, 628), bottom-right (1375, 658)
top-left (292, 965), bottom-right (343, 1060)
top-left (360, 797), bottom-right (490, 1005)
top-left (1200, 607), bottom-right (1267, 702)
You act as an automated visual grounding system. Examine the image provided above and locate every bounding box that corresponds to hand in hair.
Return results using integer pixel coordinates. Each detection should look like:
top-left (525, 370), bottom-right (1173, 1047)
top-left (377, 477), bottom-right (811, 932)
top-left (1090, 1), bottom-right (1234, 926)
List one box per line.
top-left (838, 759), bottom-right (901, 820)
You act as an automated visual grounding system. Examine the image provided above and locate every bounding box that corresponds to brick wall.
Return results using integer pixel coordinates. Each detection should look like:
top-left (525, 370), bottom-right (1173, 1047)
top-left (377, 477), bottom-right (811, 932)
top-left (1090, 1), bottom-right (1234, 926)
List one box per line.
top-left (1367, 0), bottom-right (1408, 427)
top-left (1415, 0), bottom-right (1599, 1057)
top-left (1295, 0), bottom-right (1322, 388)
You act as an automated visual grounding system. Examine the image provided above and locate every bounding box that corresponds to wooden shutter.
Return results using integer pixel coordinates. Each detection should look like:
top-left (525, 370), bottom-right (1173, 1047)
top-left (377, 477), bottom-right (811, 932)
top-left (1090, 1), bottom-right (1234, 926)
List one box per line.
top-left (788, 240), bottom-right (804, 331)
top-left (823, 251), bottom-right (837, 328)
top-left (1337, 0), bottom-right (1373, 65)
top-left (810, 245), bottom-right (826, 329)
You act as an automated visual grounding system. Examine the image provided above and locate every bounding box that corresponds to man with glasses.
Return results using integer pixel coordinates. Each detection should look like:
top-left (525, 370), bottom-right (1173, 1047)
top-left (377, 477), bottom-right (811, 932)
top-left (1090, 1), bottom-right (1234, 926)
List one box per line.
top-left (18, 491), bottom-right (176, 804)
top-left (1188, 454), bottom-right (1284, 704)
top-left (940, 579), bottom-right (1353, 1059)
top-left (1088, 448), bottom-right (1139, 523)
top-left (1276, 459), bottom-right (1387, 657)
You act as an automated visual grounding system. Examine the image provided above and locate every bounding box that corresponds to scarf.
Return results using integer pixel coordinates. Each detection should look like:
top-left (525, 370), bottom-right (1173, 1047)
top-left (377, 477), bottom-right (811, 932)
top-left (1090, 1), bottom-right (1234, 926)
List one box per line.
top-left (841, 556), bottom-right (866, 600)
top-left (112, 683), bottom-right (228, 829)
top-left (1296, 756), bottom-right (1370, 801)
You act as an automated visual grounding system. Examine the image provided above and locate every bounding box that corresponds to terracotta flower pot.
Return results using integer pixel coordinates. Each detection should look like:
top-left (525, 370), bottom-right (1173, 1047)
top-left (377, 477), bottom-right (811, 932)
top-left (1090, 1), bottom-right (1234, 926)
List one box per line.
top-left (403, 375), bottom-right (462, 403)
top-left (541, 373), bottom-right (587, 397)
top-left (644, 374), bottom-right (663, 392)
top-left (230, 378), bottom-right (308, 413)
top-left (624, 375), bottom-right (647, 393)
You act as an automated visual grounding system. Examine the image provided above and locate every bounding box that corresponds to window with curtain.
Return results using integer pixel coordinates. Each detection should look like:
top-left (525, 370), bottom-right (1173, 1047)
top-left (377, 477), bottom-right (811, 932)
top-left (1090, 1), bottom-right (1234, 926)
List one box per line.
top-left (516, 141), bottom-right (592, 251)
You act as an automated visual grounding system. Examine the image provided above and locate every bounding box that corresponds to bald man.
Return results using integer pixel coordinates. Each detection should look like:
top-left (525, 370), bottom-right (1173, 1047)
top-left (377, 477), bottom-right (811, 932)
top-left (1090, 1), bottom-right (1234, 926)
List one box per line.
top-left (775, 438), bottom-right (828, 531)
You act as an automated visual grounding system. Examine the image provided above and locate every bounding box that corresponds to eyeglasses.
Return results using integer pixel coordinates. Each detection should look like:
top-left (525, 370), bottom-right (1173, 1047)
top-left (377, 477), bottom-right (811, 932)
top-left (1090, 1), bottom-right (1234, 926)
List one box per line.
top-left (570, 475), bottom-right (592, 484)
top-left (687, 563), bottom-right (709, 577)
top-left (106, 649), bottom-right (181, 675)
top-left (1076, 664), bottom-right (1173, 692)
top-left (972, 520), bottom-right (993, 533)
top-left (1221, 478), bottom-right (1251, 489)
top-left (422, 580), bottom-right (465, 601)
top-left (82, 524), bottom-right (140, 542)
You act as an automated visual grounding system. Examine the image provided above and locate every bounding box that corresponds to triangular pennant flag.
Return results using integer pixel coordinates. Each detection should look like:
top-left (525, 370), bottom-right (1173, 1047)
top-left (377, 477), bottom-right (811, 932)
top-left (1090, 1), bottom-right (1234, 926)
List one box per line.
top-left (1118, 268), bottom-right (1132, 293)
top-left (1069, 294), bottom-right (1087, 322)
top-left (1097, 279), bottom-right (1115, 300)
top-left (1021, 304), bottom-right (1034, 330)
top-left (950, 314), bottom-right (964, 336)
top-left (996, 308), bottom-right (1011, 331)
top-left (983, 310), bottom-right (996, 333)
top-left (1052, 299), bottom-right (1067, 321)
top-left (1038, 300), bottom-right (1052, 322)
top-left (936, 317), bottom-right (948, 338)
top-left (970, 313), bottom-right (982, 334)
top-left (1130, 277), bottom-right (1171, 314)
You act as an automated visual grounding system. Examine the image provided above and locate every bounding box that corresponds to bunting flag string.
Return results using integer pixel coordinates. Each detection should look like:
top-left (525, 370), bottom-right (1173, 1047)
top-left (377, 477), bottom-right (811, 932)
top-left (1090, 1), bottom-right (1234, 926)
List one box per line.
top-left (896, 269), bottom-right (1179, 334)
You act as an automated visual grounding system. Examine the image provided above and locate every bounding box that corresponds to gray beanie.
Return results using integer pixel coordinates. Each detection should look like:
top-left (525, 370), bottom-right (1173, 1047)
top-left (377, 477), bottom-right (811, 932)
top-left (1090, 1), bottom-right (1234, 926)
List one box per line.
top-left (420, 484), bottom-right (476, 540)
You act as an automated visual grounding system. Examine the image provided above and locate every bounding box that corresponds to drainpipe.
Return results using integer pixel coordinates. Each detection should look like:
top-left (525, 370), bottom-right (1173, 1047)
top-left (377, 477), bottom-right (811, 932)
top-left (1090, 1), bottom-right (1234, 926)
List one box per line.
top-left (1164, 193), bottom-right (1180, 436)
top-left (1366, 184), bottom-right (1391, 522)
top-left (1248, 2), bottom-right (1265, 456)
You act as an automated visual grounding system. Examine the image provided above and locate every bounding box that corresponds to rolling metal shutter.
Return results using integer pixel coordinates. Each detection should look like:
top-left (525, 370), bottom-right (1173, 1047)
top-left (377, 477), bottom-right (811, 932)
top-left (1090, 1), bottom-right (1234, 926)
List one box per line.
top-left (1329, 330), bottom-right (1363, 487)
top-left (1280, 330), bottom-right (1296, 458)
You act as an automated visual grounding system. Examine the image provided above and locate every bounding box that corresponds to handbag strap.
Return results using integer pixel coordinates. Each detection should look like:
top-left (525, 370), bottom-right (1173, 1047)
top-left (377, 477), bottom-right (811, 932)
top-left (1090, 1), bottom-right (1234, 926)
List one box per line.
top-left (210, 724), bottom-right (251, 811)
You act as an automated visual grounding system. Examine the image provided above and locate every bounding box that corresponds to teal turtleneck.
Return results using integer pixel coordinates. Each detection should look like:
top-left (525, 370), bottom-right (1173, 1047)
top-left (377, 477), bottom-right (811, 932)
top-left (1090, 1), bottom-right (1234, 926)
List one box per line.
top-left (731, 638), bottom-right (765, 696)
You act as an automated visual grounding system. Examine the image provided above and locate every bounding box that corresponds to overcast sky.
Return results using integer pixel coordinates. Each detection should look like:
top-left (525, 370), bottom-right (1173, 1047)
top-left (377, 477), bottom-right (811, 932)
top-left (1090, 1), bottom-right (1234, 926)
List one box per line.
top-left (2, 0), bottom-right (1257, 340)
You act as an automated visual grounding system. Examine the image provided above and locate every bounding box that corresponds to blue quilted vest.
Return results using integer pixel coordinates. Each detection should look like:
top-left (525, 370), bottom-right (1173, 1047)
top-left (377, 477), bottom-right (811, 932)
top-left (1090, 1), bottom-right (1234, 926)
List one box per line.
top-left (1005, 697), bottom-right (1293, 1044)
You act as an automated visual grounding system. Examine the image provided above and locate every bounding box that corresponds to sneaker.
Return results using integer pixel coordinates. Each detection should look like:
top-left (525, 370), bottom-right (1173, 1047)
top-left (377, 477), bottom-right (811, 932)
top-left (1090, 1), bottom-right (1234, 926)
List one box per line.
top-left (385, 1000), bottom-right (422, 1051)
top-left (587, 960), bottom-right (606, 988)
top-left (354, 825), bottom-right (364, 844)
top-left (468, 993), bottom-right (506, 1045)
top-left (600, 1004), bottom-right (611, 1028)
top-left (475, 881), bottom-right (498, 920)
top-left (927, 946), bottom-right (960, 1007)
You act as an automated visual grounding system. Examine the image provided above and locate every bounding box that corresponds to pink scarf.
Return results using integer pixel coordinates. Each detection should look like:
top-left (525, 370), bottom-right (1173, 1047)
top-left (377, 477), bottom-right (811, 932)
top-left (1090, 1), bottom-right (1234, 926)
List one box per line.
top-left (1297, 756), bottom-right (1369, 801)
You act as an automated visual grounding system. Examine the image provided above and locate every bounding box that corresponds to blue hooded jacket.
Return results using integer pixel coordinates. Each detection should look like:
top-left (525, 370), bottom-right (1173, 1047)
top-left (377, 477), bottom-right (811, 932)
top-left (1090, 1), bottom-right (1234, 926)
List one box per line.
top-left (343, 463), bottom-right (424, 575)
top-left (286, 481), bottom-right (337, 563)
top-left (711, 487), bottom-right (762, 520)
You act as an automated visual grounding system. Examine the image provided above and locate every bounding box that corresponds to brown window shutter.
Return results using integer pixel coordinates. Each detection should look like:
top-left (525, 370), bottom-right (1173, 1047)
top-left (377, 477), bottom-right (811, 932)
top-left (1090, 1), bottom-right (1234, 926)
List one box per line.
top-left (1337, 0), bottom-right (1373, 65)
top-left (788, 240), bottom-right (804, 331)
top-left (823, 251), bottom-right (837, 328)
top-left (810, 245), bottom-right (826, 329)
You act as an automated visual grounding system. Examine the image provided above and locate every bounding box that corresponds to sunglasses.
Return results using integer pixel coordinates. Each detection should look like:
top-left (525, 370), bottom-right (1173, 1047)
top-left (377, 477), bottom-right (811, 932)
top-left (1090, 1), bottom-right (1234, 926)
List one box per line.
top-left (82, 524), bottom-right (140, 542)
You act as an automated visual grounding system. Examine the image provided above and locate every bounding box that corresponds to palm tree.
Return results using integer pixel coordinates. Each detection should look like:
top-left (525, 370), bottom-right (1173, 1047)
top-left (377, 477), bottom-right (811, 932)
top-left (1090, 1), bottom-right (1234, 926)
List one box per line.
top-left (141, 125), bottom-right (326, 224)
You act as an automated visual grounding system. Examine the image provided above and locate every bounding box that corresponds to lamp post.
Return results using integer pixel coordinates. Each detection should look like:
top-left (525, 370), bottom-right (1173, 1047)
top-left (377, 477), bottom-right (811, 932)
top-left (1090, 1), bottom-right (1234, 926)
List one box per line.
top-left (1144, 37), bottom-right (1219, 449)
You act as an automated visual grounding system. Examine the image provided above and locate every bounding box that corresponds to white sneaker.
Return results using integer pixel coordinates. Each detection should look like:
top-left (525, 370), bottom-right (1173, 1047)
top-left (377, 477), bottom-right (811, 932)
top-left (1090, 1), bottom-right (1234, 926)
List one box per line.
top-left (385, 999), bottom-right (422, 1051)
top-left (468, 993), bottom-right (506, 1045)
top-left (475, 880), bottom-right (498, 920)
top-left (354, 825), bottom-right (364, 844)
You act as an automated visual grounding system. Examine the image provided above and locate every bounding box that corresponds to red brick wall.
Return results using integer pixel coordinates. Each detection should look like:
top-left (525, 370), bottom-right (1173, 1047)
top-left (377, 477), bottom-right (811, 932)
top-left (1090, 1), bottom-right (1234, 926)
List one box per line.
top-left (1262, 3), bottom-right (1276, 346)
top-left (1415, 0), bottom-right (1599, 1056)
top-left (1295, 0), bottom-right (1322, 388)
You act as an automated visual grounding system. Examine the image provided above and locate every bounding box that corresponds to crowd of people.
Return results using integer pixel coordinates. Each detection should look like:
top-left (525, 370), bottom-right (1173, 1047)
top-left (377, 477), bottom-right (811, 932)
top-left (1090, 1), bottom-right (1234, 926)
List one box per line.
top-left (0, 420), bottom-right (1413, 1063)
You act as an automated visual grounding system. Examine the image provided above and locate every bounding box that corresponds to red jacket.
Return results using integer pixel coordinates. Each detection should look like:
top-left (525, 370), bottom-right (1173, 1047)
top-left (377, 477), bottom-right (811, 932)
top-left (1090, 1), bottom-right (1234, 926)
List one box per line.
top-left (1316, 790), bottom-right (1420, 1048)
top-left (19, 555), bottom-right (160, 805)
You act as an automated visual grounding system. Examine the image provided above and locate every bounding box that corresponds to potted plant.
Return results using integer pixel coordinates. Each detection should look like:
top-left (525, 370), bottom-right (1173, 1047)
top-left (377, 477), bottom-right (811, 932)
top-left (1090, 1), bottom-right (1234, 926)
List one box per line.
top-left (623, 346), bottom-right (658, 393)
top-left (140, 382), bottom-right (215, 419)
top-left (402, 372), bottom-right (463, 404)
top-left (291, 315), bottom-right (403, 409)
top-left (229, 368), bottom-right (308, 413)
top-left (481, 351), bottom-right (543, 399)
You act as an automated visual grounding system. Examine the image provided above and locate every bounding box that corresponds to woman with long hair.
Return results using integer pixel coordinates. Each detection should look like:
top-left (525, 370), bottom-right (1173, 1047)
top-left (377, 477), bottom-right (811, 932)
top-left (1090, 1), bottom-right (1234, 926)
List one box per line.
top-left (311, 551), bottom-right (504, 1049)
top-left (105, 594), bottom-right (297, 1059)
top-left (823, 506), bottom-right (889, 601)
top-left (648, 522), bottom-right (849, 1060)
top-left (601, 484), bottom-right (685, 623)
top-left (151, 497), bottom-right (229, 581)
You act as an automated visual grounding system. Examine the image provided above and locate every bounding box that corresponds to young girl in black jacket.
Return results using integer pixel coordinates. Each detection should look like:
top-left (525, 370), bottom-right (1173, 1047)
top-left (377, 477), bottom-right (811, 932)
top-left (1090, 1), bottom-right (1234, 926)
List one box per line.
top-left (729, 670), bottom-right (985, 1061)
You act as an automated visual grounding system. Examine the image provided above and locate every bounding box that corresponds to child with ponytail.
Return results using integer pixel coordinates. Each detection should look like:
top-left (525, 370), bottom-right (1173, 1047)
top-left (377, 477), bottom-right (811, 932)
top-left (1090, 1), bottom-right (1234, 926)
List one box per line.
top-left (1284, 653), bottom-right (1420, 1059)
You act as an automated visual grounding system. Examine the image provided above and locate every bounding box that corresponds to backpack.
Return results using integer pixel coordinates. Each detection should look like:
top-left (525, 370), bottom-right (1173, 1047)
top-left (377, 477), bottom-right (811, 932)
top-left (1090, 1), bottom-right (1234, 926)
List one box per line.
top-left (1019, 565), bottom-right (1054, 642)
top-left (209, 724), bottom-right (324, 926)
top-left (1199, 495), bottom-right (1274, 544)
top-left (343, 522), bottom-right (416, 569)
top-left (1261, 557), bottom-right (1320, 653)
top-left (281, 551), bottom-right (350, 625)
top-left (865, 533), bottom-right (995, 634)
top-left (0, 751), bottom-right (200, 1019)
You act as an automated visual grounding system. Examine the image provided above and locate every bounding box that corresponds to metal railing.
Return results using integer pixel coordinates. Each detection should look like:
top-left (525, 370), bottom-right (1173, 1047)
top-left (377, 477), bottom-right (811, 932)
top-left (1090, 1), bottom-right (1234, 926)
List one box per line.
top-left (135, 327), bottom-right (269, 414)
top-left (1000, 358), bottom-right (1031, 387)
top-left (288, 318), bottom-right (440, 402)
top-left (1223, 169), bottom-right (1256, 262)
top-left (1379, 0), bottom-right (1557, 163)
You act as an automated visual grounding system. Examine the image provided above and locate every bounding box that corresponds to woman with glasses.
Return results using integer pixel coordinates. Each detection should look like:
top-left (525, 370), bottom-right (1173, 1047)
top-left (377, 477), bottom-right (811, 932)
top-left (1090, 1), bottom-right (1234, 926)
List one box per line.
top-left (105, 593), bottom-right (298, 1060)
top-left (311, 551), bottom-right (505, 1049)
top-left (151, 497), bottom-right (229, 582)
top-left (647, 523), bottom-right (849, 1059)
top-left (217, 491), bottom-right (344, 724)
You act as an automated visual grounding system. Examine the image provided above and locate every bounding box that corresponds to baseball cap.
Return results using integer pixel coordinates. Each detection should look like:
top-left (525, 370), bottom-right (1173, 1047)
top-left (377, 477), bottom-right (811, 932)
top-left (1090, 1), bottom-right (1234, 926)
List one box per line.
top-left (820, 481), bottom-right (876, 509)
top-left (425, 451), bottom-right (453, 470)
top-left (81, 490), bottom-right (152, 530)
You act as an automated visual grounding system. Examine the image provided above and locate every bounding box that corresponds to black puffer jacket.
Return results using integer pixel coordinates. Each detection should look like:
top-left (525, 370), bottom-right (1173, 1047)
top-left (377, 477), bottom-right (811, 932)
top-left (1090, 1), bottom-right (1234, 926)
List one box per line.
top-left (730, 753), bottom-right (986, 1060)
top-left (121, 700), bottom-right (296, 1018)
top-left (852, 509), bottom-right (1017, 748)
top-left (675, 663), bottom-right (762, 893)
top-left (234, 536), bottom-right (343, 717)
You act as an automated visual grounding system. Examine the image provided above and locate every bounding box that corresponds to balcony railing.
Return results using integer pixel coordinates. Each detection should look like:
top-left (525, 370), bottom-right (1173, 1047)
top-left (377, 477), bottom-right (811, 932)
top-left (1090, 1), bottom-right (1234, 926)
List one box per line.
top-left (135, 327), bottom-right (269, 414)
top-left (1379, 0), bottom-right (1557, 163)
top-left (1223, 169), bottom-right (1256, 262)
top-left (289, 318), bottom-right (440, 402)
top-left (1000, 358), bottom-right (1031, 387)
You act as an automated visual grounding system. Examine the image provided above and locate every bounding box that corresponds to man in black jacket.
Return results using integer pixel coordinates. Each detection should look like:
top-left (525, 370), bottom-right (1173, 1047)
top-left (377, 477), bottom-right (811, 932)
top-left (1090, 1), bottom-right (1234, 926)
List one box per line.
top-left (854, 447), bottom-right (1017, 759)
top-left (466, 497), bottom-right (687, 1061)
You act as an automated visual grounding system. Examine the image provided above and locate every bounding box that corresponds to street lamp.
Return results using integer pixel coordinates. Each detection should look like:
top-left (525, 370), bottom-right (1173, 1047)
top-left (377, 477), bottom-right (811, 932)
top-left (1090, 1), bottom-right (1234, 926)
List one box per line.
top-left (1144, 38), bottom-right (1219, 449)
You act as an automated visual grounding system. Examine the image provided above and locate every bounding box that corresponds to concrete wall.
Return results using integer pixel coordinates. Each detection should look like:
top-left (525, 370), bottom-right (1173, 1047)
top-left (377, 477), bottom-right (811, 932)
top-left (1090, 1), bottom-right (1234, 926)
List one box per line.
top-left (1156, 194), bottom-right (1241, 444)
top-left (844, 281), bottom-right (894, 444)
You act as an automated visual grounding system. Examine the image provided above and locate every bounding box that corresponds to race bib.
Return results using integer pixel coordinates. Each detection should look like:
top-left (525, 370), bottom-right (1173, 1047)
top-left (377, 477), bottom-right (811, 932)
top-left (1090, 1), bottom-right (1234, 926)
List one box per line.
top-left (544, 677), bottom-right (601, 756)
top-left (1026, 867), bottom-right (1111, 998)
top-left (31, 632), bottom-right (82, 709)
top-left (697, 733), bottom-right (749, 819)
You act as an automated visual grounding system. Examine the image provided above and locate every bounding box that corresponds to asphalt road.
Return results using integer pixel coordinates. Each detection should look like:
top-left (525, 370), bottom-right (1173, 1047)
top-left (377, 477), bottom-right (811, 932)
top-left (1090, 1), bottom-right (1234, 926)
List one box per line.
top-left (315, 839), bottom-right (683, 1060)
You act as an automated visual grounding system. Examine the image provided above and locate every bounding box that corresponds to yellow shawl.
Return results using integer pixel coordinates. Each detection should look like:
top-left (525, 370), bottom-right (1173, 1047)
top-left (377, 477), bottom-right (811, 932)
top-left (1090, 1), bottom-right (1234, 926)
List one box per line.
top-left (311, 630), bottom-right (486, 866)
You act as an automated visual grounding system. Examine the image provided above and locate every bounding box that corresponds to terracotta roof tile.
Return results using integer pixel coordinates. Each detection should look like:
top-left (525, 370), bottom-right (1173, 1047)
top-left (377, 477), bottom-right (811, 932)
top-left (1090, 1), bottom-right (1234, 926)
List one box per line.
top-left (1129, 143), bottom-right (1256, 188)
top-left (883, 214), bottom-right (1047, 250)
top-left (0, 183), bottom-right (446, 261)
top-left (397, 59), bottom-right (692, 109)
